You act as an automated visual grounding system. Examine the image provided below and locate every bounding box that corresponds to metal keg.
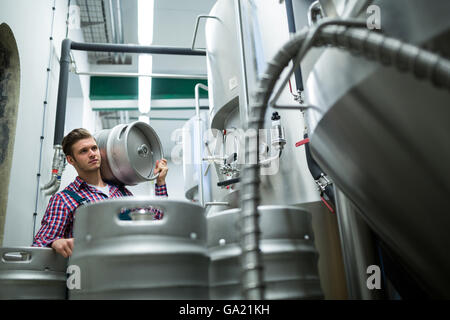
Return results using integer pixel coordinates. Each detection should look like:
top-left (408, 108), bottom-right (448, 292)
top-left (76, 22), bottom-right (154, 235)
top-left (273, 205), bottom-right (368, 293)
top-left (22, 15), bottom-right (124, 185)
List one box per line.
top-left (94, 121), bottom-right (163, 186)
top-left (68, 198), bottom-right (208, 299)
top-left (0, 247), bottom-right (68, 299)
top-left (208, 206), bottom-right (323, 299)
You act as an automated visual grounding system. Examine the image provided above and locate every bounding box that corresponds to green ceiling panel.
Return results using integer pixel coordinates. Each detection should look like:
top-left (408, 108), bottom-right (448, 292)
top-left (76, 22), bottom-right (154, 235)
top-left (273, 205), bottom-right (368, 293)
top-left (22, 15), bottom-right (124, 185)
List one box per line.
top-left (90, 77), bottom-right (208, 100)
top-left (151, 78), bottom-right (208, 99)
top-left (90, 76), bottom-right (138, 100)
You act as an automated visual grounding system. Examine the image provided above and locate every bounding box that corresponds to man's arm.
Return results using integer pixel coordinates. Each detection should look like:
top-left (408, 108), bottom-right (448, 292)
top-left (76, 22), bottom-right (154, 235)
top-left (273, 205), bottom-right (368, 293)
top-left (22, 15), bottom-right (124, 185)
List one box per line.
top-left (154, 159), bottom-right (168, 197)
top-left (32, 194), bottom-right (71, 248)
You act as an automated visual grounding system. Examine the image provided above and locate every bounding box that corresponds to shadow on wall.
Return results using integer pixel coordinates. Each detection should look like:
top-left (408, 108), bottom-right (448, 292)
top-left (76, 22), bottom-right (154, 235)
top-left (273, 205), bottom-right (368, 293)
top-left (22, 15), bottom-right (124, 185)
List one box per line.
top-left (0, 23), bottom-right (20, 246)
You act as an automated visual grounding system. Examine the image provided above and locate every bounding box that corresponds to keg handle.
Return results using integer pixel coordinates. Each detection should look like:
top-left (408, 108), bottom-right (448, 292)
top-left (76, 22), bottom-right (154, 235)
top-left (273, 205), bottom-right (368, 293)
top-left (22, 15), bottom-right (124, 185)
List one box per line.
top-left (119, 205), bottom-right (165, 221)
top-left (147, 171), bottom-right (160, 181)
top-left (2, 251), bottom-right (32, 263)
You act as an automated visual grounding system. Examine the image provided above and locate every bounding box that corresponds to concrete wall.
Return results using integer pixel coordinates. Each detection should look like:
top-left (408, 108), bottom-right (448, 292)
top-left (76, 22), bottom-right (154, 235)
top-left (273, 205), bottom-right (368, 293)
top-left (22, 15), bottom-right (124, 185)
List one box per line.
top-left (0, 0), bottom-right (93, 246)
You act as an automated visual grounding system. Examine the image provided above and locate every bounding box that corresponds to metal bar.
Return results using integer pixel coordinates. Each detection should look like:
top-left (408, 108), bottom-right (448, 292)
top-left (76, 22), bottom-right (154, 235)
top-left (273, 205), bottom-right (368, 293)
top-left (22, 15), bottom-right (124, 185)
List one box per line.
top-left (93, 107), bottom-right (209, 112)
top-left (195, 83), bottom-right (209, 207)
top-left (191, 15), bottom-right (219, 50)
top-left (70, 41), bottom-right (207, 56)
top-left (205, 202), bottom-right (229, 206)
top-left (75, 70), bottom-right (208, 80)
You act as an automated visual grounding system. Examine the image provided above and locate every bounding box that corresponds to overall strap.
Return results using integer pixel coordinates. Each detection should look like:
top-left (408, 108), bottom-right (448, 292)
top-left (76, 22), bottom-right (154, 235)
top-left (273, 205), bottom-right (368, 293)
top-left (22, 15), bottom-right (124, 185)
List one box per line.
top-left (117, 185), bottom-right (128, 197)
top-left (61, 189), bottom-right (89, 206)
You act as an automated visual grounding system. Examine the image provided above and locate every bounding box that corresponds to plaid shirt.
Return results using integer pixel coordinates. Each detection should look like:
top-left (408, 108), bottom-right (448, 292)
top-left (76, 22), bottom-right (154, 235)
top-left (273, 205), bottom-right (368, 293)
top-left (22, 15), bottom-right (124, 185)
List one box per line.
top-left (32, 176), bottom-right (168, 247)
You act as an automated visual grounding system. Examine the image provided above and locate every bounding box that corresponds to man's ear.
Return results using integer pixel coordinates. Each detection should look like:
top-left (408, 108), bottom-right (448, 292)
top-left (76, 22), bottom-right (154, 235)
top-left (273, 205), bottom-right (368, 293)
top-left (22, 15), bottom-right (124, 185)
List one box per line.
top-left (66, 155), bottom-right (75, 166)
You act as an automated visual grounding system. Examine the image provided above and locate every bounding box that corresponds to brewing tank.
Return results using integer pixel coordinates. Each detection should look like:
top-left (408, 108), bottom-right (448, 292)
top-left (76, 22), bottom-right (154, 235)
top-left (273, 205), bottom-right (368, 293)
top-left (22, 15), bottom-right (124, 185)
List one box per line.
top-left (0, 247), bottom-right (68, 299)
top-left (182, 112), bottom-right (212, 202)
top-left (302, 0), bottom-right (450, 297)
top-left (68, 198), bottom-right (209, 299)
top-left (205, 0), bottom-right (241, 131)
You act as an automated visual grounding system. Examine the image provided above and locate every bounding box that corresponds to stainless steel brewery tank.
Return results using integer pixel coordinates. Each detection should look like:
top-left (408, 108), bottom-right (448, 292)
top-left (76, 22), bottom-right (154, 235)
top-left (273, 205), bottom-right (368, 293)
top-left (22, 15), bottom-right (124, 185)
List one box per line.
top-left (0, 247), bottom-right (68, 299)
top-left (94, 121), bottom-right (163, 186)
top-left (203, 0), bottom-right (348, 298)
top-left (182, 113), bottom-right (212, 202)
top-left (205, 0), bottom-right (241, 131)
top-left (68, 198), bottom-right (208, 299)
top-left (208, 206), bottom-right (323, 299)
top-left (302, 0), bottom-right (450, 297)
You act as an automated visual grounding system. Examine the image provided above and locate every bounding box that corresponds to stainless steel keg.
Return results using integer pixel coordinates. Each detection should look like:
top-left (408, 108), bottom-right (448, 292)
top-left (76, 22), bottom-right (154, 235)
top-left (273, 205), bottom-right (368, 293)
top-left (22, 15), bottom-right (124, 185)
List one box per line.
top-left (0, 247), bottom-right (68, 299)
top-left (208, 206), bottom-right (323, 299)
top-left (94, 121), bottom-right (163, 186)
top-left (68, 198), bottom-right (208, 299)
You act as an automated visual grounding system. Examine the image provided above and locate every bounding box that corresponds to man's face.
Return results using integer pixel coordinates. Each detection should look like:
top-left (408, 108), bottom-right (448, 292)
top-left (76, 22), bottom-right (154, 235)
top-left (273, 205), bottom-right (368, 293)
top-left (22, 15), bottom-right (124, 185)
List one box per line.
top-left (67, 137), bottom-right (101, 173)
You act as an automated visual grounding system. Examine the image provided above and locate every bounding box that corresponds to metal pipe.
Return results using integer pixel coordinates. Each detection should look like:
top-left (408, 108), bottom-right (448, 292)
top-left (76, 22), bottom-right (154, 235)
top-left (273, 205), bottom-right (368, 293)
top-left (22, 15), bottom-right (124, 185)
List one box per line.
top-left (41, 145), bottom-right (63, 190)
top-left (108, 0), bottom-right (117, 45)
top-left (284, 0), bottom-right (304, 91)
top-left (70, 41), bottom-right (206, 56)
top-left (74, 70), bottom-right (208, 80)
top-left (115, 0), bottom-right (126, 64)
top-left (195, 83), bottom-right (208, 207)
top-left (54, 38), bottom-right (72, 145)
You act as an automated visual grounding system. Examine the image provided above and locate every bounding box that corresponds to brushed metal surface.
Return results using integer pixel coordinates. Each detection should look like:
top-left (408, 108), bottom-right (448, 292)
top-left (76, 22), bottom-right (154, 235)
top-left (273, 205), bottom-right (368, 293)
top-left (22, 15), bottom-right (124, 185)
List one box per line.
top-left (94, 121), bottom-right (163, 186)
top-left (303, 0), bottom-right (450, 297)
top-left (207, 206), bottom-right (323, 299)
top-left (68, 198), bottom-right (208, 299)
top-left (205, 0), bottom-right (241, 130)
top-left (0, 247), bottom-right (68, 299)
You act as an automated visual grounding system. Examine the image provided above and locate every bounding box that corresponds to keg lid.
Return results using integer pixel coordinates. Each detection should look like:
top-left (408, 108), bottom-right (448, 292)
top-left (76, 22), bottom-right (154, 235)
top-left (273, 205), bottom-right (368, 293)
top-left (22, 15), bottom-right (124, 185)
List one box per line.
top-left (127, 122), bottom-right (163, 182)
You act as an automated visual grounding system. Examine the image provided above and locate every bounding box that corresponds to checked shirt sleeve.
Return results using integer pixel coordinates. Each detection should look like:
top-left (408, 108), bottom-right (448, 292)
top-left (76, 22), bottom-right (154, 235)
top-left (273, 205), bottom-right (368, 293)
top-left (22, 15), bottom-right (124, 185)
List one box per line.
top-left (155, 184), bottom-right (168, 197)
top-left (153, 184), bottom-right (168, 220)
top-left (32, 194), bottom-right (71, 247)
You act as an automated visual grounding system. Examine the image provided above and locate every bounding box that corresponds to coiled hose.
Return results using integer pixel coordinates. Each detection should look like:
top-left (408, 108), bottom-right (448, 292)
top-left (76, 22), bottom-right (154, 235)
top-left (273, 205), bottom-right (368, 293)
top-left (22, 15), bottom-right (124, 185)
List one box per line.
top-left (239, 18), bottom-right (450, 299)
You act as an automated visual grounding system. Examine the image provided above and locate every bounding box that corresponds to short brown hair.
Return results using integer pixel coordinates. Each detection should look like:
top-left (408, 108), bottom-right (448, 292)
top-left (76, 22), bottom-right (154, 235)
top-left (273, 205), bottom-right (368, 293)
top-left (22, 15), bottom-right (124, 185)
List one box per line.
top-left (62, 128), bottom-right (94, 157)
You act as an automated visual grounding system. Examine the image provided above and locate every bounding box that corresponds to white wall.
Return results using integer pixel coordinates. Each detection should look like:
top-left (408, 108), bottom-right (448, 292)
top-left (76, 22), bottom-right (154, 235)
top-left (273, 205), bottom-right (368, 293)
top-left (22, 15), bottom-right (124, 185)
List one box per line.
top-left (0, 0), bottom-right (92, 246)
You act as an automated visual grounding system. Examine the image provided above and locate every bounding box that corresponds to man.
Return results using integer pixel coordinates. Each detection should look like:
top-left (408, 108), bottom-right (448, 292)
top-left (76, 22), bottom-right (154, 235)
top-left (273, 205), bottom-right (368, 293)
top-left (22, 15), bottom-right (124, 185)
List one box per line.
top-left (32, 128), bottom-right (169, 258)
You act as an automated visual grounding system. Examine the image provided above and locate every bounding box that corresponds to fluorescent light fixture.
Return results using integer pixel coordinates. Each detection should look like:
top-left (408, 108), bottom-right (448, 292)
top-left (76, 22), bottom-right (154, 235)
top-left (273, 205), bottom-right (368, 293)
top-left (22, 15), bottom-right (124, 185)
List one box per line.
top-left (138, 0), bottom-right (155, 45)
top-left (138, 0), bottom-right (155, 116)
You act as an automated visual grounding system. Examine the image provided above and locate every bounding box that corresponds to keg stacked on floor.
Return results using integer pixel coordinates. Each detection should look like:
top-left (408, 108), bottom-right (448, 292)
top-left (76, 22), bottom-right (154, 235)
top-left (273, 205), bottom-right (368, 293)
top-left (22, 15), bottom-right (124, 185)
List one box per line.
top-left (207, 206), bottom-right (324, 299)
top-left (68, 199), bottom-right (209, 299)
top-left (0, 247), bottom-right (68, 299)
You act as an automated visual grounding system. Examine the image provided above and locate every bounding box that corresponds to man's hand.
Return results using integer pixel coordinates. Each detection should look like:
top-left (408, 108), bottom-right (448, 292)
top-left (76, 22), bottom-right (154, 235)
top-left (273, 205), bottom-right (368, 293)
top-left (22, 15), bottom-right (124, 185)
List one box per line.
top-left (154, 158), bottom-right (168, 186)
top-left (51, 238), bottom-right (74, 258)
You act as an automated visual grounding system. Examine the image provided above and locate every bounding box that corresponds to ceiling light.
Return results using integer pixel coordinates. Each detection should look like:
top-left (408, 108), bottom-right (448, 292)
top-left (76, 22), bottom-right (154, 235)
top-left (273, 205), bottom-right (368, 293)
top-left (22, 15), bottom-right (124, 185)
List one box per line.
top-left (138, 0), bottom-right (155, 116)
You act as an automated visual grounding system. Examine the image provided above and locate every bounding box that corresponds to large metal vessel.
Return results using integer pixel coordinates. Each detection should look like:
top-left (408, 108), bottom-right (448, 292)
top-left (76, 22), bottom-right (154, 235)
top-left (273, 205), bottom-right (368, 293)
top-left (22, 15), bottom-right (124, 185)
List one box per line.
top-left (205, 0), bottom-right (241, 131)
top-left (302, 0), bottom-right (450, 297)
top-left (68, 198), bottom-right (209, 299)
top-left (0, 247), bottom-right (68, 299)
top-left (208, 206), bottom-right (323, 299)
top-left (94, 121), bottom-right (163, 186)
top-left (182, 112), bottom-right (212, 202)
top-left (203, 0), bottom-right (348, 298)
